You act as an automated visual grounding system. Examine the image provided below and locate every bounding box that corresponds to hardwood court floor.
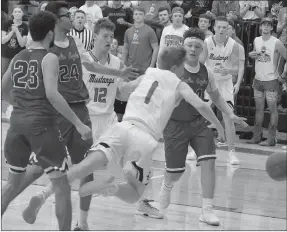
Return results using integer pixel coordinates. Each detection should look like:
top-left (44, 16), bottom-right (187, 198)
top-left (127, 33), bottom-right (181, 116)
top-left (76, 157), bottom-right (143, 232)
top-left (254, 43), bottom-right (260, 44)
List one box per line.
top-left (1, 122), bottom-right (286, 230)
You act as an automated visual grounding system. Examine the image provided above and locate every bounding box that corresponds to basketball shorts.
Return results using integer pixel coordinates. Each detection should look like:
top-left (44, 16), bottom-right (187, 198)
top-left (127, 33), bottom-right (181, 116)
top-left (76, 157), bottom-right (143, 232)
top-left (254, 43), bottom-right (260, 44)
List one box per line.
top-left (88, 121), bottom-right (158, 185)
top-left (205, 78), bottom-right (234, 104)
top-left (164, 117), bottom-right (216, 173)
top-left (57, 102), bottom-right (93, 164)
top-left (89, 112), bottom-right (118, 141)
top-left (4, 126), bottom-right (68, 175)
top-left (114, 99), bottom-right (127, 115)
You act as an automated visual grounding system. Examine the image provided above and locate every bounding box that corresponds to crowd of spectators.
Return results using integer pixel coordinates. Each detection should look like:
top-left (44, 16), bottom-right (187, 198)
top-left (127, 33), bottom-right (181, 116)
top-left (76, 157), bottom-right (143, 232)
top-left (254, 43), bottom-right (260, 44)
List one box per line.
top-left (2, 0), bottom-right (287, 146)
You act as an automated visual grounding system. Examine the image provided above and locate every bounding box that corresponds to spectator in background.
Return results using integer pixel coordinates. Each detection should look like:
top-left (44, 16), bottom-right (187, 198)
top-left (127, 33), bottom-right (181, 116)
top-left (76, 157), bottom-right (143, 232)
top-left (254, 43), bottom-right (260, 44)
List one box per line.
top-left (110, 37), bottom-right (122, 58)
top-left (210, 1), bottom-right (240, 21)
top-left (79, 1), bottom-right (103, 25)
top-left (276, 5), bottom-right (287, 112)
top-left (1, 5), bottom-right (28, 76)
top-left (122, 7), bottom-right (159, 74)
top-left (158, 7), bottom-right (188, 63)
top-left (158, 6), bottom-right (171, 27)
top-left (96, 0), bottom-right (108, 9)
top-left (39, 1), bottom-right (48, 12)
top-left (70, 10), bottom-right (93, 51)
top-left (240, 1), bottom-right (268, 51)
top-left (170, 0), bottom-right (213, 27)
top-left (198, 13), bottom-right (214, 38)
top-left (139, 1), bottom-right (171, 40)
top-left (69, 6), bottom-right (78, 21)
top-left (227, 19), bottom-right (245, 95)
top-left (117, 7), bottom-right (158, 122)
top-left (248, 18), bottom-right (287, 146)
top-left (102, 0), bottom-right (133, 48)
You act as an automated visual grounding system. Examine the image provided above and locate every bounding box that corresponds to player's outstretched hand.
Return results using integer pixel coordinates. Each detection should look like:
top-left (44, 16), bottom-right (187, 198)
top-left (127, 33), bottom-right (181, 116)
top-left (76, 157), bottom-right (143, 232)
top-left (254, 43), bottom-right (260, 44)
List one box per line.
top-left (230, 115), bottom-right (249, 128)
top-left (76, 123), bottom-right (92, 140)
top-left (120, 66), bottom-right (140, 81)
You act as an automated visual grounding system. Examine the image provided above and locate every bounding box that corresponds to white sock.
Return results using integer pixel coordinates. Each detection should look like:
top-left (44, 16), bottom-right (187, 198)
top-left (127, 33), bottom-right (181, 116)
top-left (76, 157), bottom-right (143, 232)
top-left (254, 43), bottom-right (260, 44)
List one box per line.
top-left (79, 210), bottom-right (89, 227)
top-left (38, 185), bottom-right (54, 202)
top-left (202, 198), bottom-right (213, 209)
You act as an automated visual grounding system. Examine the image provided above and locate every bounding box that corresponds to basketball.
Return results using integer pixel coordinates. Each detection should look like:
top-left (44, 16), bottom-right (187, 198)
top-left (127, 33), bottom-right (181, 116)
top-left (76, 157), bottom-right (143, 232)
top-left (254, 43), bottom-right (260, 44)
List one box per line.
top-left (265, 152), bottom-right (287, 181)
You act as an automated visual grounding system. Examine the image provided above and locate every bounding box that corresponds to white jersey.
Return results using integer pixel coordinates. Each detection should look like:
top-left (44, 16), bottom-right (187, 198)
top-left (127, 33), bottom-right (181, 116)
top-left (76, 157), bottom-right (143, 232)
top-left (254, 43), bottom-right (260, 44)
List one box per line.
top-left (254, 36), bottom-right (279, 81)
top-left (83, 52), bottom-right (121, 115)
top-left (205, 36), bottom-right (235, 80)
top-left (123, 68), bottom-right (181, 141)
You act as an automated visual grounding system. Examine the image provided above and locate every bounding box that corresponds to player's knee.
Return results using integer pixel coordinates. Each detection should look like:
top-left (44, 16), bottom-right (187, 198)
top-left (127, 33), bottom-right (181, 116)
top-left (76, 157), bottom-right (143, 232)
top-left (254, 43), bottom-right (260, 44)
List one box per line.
top-left (199, 158), bottom-right (215, 170)
top-left (165, 170), bottom-right (184, 184)
top-left (51, 174), bottom-right (71, 198)
top-left (28, 165), bottom-right (44, 179)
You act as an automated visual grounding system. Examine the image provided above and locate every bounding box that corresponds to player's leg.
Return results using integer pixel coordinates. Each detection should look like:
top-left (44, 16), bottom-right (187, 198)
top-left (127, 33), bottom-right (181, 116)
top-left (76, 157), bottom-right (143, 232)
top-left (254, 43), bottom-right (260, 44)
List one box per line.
top-left (158, 120), bottom-right (190, 210)
top-left (22, 127), bottom-right (72, 230)
top-left (247, 79), bottom-right (265, 144)
top-left (65, 104), bottom-right (94, 231)
top-left (259, 80), bottom-right (279, 146)
top-left (190, 126), bottom-right (219, 226)
top-left (2, 129), bottom-right (31, 216)
top-left (220, 79), bottom-right (239, 165)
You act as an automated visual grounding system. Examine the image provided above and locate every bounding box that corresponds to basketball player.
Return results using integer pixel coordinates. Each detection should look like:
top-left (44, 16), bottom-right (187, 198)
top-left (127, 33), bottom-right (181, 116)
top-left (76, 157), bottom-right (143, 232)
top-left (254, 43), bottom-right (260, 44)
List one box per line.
top-left (1, 11), bottom-right (91, 230)
top-left (200, 16), bottom-right (240, 165)
top-left (23, 46), bottom-right (231, 221)
top-left (17, 2), bottom-right (139, 230)
top-left (139, 28), bottom-right (248, 225)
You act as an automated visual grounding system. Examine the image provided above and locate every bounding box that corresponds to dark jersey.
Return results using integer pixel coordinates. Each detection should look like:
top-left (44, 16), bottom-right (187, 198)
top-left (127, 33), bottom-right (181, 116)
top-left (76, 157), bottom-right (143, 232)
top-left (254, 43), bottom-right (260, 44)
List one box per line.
top-left (49, 36), bottom-right (89, 103)
top-left (170, 63), bottom-right (209, 122)
top-left (10, 49), bottom-right (57, 133)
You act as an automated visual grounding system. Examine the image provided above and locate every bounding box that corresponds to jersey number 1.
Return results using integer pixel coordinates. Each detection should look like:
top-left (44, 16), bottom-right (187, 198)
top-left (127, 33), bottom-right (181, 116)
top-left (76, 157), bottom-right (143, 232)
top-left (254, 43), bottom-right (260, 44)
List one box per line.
top-left (145, 81), bottom-right (159, 104)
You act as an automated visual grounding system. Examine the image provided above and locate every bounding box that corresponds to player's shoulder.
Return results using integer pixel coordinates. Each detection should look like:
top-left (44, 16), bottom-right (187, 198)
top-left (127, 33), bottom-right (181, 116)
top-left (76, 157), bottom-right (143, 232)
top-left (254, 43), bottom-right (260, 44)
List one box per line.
top-left (109, 52), bottom-right (121, 63)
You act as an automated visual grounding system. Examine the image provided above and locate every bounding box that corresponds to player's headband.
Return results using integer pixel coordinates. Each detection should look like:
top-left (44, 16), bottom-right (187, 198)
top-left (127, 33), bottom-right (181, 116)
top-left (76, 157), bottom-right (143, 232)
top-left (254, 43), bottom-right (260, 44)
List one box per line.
top-left (184, 37), bottom-right (204, 47)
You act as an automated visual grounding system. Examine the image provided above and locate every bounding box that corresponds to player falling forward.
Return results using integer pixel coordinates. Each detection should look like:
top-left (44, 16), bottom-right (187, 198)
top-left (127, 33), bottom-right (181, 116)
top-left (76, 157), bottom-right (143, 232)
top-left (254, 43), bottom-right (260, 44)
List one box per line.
top-left (24, 47), bottom-right (247, 221)
top-left (10, 2), bottom-right (138, 231)
top-left (138, 28), bottom-right (248, 225)
top-left (1, 11), bottom-right (92, 230)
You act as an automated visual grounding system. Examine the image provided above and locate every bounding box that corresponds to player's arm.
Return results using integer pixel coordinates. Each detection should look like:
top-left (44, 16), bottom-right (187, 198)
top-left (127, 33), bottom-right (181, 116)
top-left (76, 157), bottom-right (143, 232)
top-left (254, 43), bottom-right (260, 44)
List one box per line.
top-left (206, 70), bottom-right (248, 127)
top-left (81, 52), bottom-right (139, 81)
top-left (1, 59), bottom-right (14, 105)
top-left (275, 39), bottom-right (287, 60)
top-left (178, 81), bottom-right (224, 134)
top-left (236, 44), bottom-right (245, 87)
top-left (199, 40), bottom-right (208, 64)
top-left (226, 42), bottom-right (239, 75)
top-left (42, 53), bottom-right (91, 138)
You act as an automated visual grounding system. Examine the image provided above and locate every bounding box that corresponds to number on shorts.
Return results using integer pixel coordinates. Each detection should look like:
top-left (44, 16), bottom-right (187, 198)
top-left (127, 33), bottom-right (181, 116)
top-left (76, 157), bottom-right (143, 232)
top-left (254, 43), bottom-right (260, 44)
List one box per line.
top-left (59, 64), bottom-right (80, 82)
top-left (94, 87), bottom-right (107, 103)
top-left (196, 88), bottom-right (203, 99)
top-left (145, 81), bottom-right (159, 104)
top-left (12, 60), bottom-right (39, 89)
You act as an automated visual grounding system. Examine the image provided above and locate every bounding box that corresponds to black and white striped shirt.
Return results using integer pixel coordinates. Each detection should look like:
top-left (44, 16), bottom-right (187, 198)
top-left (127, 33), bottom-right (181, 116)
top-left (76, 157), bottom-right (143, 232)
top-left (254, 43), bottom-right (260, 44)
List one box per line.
top-left (69, 27), bottom-right (93, 51)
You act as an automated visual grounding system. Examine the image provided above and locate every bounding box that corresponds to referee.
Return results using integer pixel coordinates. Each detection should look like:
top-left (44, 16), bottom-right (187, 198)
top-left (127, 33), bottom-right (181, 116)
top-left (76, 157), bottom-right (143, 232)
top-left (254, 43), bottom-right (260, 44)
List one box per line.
top-left (69, 10), bottom-right (93, 51)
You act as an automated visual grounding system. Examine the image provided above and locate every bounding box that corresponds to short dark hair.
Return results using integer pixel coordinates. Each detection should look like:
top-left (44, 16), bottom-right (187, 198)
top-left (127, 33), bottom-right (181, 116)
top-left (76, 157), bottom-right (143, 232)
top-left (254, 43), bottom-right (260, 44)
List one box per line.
top-left (158, 6), bottom-right (170, 14)
top-left (183, 27), bottom-right (205, 41)
top-left (94, 18), bottom-right (116, 34)
top-left (215, 16), bottom-right (229, 24)
top-left (29, 11), bottom-right (57, 41)
top-left (45, 1), bottom-right (69, 17)
top-left (74, 10), bottom-right (86, 16)
top-left (199, 13), bottom-right (212, 23)
top-left (228, 19), bottom-right (235, 29)
top-left (158, 46), bottom-right (186, 70)
top-left (133, 7), bottom-right (145, 14)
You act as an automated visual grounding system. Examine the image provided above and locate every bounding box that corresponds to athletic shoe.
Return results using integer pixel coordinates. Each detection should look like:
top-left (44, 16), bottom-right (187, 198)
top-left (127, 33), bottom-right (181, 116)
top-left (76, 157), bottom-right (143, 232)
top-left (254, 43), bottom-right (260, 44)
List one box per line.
top-left (22, 195), bottom-right (44, 224)
top-left (135, 199), bottom-right (164, 219)
top-left (158, 182), bottom-right (172, 209)
top-left (227, 150), bottom-right (240, 165)
top-left (186, 148), bottom-right (196, 160)
top-left (199, 206), bottom-right (220, 226)
top-left (73, 223), bottom-right (90, 231)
